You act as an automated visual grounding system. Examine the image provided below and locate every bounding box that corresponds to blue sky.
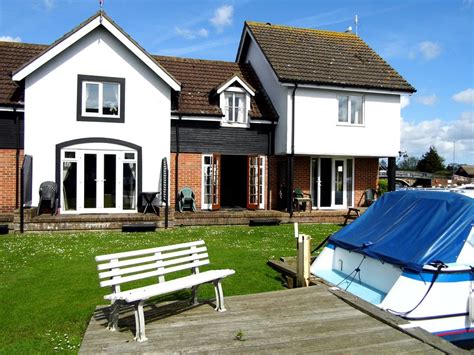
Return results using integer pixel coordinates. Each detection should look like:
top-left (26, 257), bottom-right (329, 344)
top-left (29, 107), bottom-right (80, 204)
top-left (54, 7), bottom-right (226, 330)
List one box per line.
top-left (1, 0), bottom-right (473, 164)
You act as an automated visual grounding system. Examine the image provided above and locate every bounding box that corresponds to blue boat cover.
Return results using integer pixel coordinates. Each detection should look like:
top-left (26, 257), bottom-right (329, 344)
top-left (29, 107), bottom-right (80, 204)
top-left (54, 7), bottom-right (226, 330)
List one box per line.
top-left (330, 190), bottom-right (474, 271)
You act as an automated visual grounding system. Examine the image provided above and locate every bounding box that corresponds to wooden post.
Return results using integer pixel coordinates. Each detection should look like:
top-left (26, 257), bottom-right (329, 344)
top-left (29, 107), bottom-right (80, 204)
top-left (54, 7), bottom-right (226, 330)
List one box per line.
top-left (297, 234), bottom-right (311, 287)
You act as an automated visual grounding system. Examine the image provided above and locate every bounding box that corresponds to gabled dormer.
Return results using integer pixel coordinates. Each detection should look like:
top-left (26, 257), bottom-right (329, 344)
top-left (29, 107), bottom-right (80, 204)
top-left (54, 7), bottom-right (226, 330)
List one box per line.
top-left (215, 74), bottom-right (255, 128)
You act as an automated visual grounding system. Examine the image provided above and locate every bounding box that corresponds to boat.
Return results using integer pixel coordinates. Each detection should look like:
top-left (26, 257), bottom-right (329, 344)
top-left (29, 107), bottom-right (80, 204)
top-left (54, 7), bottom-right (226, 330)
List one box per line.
top-left (311, 190), bottom-right (474, 348)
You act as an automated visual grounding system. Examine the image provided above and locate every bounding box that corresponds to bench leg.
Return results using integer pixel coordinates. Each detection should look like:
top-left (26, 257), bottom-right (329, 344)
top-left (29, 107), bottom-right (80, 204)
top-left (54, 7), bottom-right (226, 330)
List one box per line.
top-left (191, 285), bottom-right (199, 305)
top-left (133, 300), bottom-right (148, 342)
top-left (213, 280), bottom-right (227, 312)
top-left (108, 301), bottom-right (121, 331)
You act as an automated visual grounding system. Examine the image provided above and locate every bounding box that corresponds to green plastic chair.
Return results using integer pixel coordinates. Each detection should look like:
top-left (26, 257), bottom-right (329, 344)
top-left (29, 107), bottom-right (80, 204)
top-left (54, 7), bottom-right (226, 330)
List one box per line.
top-left (293, 188), bottom-right (312, 212)
top-left (178, 187), bottom-right (196, 212)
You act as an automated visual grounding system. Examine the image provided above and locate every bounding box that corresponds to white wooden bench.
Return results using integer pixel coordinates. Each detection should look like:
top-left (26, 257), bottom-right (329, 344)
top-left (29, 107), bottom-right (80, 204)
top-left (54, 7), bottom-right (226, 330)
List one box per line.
top-left (95, 240), bottom-right (235, 342)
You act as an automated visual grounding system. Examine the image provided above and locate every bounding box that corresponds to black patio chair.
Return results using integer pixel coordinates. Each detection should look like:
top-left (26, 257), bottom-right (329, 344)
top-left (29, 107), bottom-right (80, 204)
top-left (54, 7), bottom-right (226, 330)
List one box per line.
top-left (37, 181), bottom-right (59, 215)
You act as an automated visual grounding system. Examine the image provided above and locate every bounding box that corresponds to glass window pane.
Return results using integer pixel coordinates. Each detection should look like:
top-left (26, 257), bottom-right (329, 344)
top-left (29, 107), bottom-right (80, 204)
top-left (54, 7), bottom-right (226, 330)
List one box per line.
top-left (236, 94), bottom-right (245, 122)
top-left (85, 83), bottom-right (99, 113)
top-left (65, 151), bottom-right (75, 159)
top-left (335, 160), bottom-right (344, 205)
top-left (350, 96), bottom-right (363, 124)
top-left (62, 161), bottom-right (77, 211)
top-left (123, 162), bottom-right (136, 210)
top-left (104, 154), bottom-right (116, 208)
top-left (346, 159), bottom-right (353, 207)
top-left (124, 153), bottom-right (135, 160)
top-left (311, 158), bottom-right (318, 207)
top-left (338, 96), bottom-right (348, 122)
top-left (226, 94), bottom-right (234, 121)
top-left (84, 154), bottom-right (97, 208)
top-left (103, 83), bottom-right (119, 116)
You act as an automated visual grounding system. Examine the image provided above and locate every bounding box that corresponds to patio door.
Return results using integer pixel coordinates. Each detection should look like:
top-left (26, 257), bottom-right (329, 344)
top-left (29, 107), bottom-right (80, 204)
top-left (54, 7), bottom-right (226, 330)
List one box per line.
top-left (311, 157), bottom-right (353, 209)
top-left (202, 154), bottom-right (220, 210)
top-left (61, 149), bottom-right (137, 213)
top-left (247, 155), bottom-right (265, 210)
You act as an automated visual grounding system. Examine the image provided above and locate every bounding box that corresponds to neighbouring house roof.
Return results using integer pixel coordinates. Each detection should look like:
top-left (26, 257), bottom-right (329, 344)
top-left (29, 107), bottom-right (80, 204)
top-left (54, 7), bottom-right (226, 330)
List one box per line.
top-left (12, 12), bottom-right (181, 91)
top-left (456, 165), bottom-right (474, 178)
top-left (238, 21), bottom-right (416, 93)
top-left (155, 55), bottom-right (278, 120)
top-left (0, 41), bottom-right (46, 106)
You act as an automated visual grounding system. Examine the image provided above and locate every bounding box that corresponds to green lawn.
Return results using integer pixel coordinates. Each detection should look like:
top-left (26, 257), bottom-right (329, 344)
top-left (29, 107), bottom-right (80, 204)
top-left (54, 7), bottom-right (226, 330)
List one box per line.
top-left (0, 224), bottom-right (340, 353)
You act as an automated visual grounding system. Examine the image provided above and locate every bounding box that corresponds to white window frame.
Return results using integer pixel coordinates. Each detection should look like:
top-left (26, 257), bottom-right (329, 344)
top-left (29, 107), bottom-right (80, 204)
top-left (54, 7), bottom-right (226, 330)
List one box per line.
top-left (60, 148), bottom-right (137, 214)
top-left (82, 81), bottom-right (121, 118)
top-left (220, 87), bottom-right (251, 128)
top-left (310, 156), bottom-right (355, 209)
top-left (337, 94), bottom-right (365, 126)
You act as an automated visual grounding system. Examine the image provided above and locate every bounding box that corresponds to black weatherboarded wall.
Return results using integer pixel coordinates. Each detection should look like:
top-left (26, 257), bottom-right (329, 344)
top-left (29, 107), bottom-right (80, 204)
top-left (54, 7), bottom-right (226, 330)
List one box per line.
top-left (171, 120), bottom-right (272, 155)
top-left (0, 111), bottom-right (24, 149)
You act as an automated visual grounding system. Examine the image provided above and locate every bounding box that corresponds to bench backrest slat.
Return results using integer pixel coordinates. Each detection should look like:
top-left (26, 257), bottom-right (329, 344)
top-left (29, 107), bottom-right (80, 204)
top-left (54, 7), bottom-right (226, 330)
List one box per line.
top-left (95, 240), bottom-right (205, 262)
top-left (99, 259), bottom-right (210, 287)
top-left (97, 246), bottom-right (207, 271)
top-left (98, 252), bottom-right (209, 279)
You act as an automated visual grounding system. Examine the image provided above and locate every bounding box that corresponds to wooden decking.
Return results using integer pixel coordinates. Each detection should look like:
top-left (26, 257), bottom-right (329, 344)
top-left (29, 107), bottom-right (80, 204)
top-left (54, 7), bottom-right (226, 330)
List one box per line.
top-left (79, 285), bottom-right (463, 354)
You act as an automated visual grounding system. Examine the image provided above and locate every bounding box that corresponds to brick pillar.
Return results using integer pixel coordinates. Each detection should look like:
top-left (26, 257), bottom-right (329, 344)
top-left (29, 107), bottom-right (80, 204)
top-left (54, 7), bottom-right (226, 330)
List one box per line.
top-left (354, 158), bottom-right (379, 207)
top-left (0, 149), bottom-right (24, 214)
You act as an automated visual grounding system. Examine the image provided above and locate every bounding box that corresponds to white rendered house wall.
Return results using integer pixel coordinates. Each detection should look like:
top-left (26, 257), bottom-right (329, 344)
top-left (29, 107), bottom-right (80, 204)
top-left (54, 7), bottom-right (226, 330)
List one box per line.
top-left (291, 88), bottom-right (401, 157)
top-left (244, 38), bottom-right (288, 155)
top-left (23, 28), bottom-right (171, 206)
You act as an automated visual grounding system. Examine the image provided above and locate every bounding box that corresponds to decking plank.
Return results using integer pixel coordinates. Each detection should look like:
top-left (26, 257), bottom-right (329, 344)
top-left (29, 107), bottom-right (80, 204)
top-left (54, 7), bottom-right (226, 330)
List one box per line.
top-left (80, 285), bottom-right (459, 354)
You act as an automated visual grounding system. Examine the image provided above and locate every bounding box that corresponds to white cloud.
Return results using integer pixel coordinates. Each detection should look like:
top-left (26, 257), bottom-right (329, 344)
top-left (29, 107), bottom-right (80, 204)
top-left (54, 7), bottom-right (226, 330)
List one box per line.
top-left (210, 5), bottom-right (233, 31)
top-left (400, 112), bottom-right (474, 164)
top-left (197, 28), bottom-right (209, 37)
top-left (43, 0), bottom-right (54, 9)
top-left (0, 35), bottom-right (21, 42)
top-left (452, 88), bottom-right (474, 104)
top-left (418, 41), bottom-right (441, 60)
top-left (400, 95), bottom-right (410, 109)
top-left (175, 27), bottom-right (209, 40)
top-left (415, 94), bottom-right (438, 106)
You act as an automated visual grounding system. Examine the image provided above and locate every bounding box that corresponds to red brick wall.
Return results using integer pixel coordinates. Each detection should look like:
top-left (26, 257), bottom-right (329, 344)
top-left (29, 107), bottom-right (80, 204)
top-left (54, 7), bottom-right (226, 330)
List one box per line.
top-left (0, 149), bottom-right (23, 214)
top-left (170, 152), bottom-right (203, 209)
top-left (294, 156), bottom-right (311, 194)
top-left (171, 153), bottom-right (270, 211)
top-left (354, 157), bottom-right (379, 207)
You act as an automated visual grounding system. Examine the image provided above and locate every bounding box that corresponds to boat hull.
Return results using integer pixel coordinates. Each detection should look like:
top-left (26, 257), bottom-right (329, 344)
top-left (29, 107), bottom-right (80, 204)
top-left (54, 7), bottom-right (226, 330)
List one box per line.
top-left (311, 245), bottom-right (474, 344)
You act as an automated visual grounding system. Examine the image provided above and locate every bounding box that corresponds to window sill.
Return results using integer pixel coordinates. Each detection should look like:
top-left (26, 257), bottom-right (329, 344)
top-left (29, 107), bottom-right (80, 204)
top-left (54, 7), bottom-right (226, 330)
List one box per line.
top-left (78, 115), bottom-right (124, 123)
top-left (220, 121), bottom-right (250, 128)
top-left (336, 123), bottom-right (365, 127)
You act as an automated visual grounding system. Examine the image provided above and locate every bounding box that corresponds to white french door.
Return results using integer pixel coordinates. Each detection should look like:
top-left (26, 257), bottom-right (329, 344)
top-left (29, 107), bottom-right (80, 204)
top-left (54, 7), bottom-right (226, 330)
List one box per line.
top-left (311, 157), bottom-right (354, 209)
top-left (61, 149), bottom-right (137, 213)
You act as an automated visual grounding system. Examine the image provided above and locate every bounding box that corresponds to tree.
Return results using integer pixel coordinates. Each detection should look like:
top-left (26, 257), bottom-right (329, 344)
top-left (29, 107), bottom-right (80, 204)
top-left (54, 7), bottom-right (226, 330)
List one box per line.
top-left (416, 146), bottom-right (445, 173)
top-left (398, 156), bottom-right (419, 171)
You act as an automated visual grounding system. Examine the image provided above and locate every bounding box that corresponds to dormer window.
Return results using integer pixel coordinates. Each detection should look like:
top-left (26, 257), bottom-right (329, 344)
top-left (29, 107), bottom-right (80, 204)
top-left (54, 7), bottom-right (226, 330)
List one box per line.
top-left (216, 74), bottom-right (255, 128)
top-left (224, 89), bottom-right (246, 123)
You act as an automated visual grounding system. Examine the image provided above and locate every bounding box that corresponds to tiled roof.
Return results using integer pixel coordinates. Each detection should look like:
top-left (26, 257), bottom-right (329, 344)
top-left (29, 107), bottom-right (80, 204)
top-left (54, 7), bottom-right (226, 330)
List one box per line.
top-left (457, 165), bottom-right (474, 177)
top-left (155, 55), bottom-right (278, 120)
top-left (243, 21), bottom-right (416, 93)
top-left (0, 41), bottom-right (46, 105)
top-left (0, 40), bottom-right (277, 121)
